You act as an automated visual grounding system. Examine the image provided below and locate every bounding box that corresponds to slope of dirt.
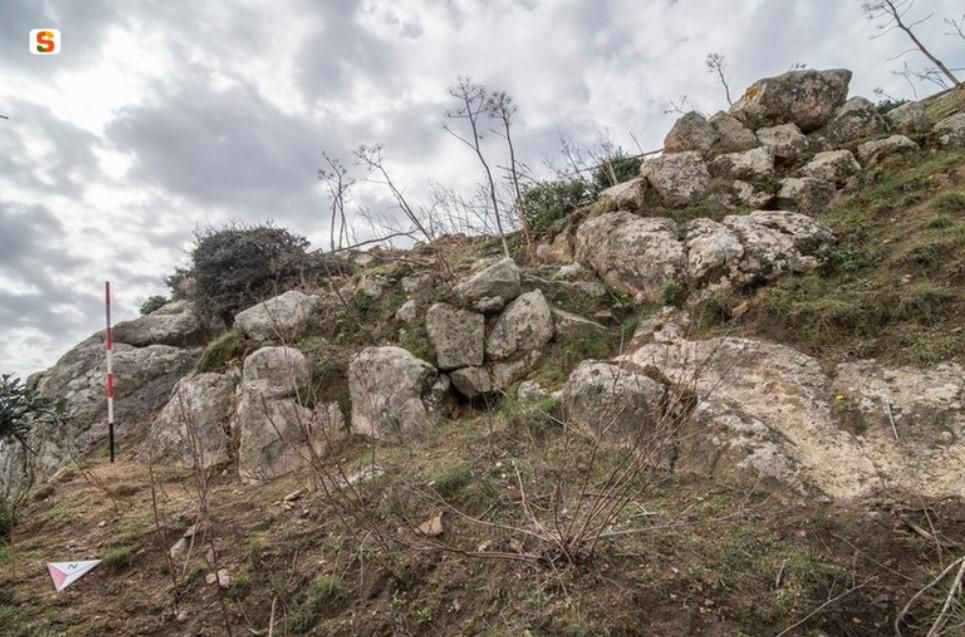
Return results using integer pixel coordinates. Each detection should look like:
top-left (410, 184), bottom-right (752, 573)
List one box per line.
top-left (2, 409), bottom-right (963, 637)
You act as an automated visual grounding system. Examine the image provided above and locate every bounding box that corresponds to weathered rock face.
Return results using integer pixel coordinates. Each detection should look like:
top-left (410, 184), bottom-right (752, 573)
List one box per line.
top-left (575, 212), bottom-right (685, 302)
top-left (241, 346), bottom-right (311, 400)
top-left (562, 361), bottom-right (665, 443)
top-left (234, 290), bottom-right (320, 343)
top-left (801, 150), bottom-right (861, 185)
top-left (684, 219), bottom-right (745, 283)
top-left (0, 338), bottom-right (199, 492)
top-left (934, 112), bottom-right (965, 149)
top-left (236, 345), bottom-right (339, 483)
top-left (776, 177), bottom-right (836, 215)
top-left (709, 147), bottom-right (775, 181)
top-left (856, 135), bottom-right (919, 165)
top-left (729, 68), bottom-right (852, 132)
top-left (722, 210), bottom-right (833, 280)
top-left (825, 96), bottom-right (890, 144)
top-left (395, 299), bottom-right (419, 324)
top-left (452, 258), bottom-right (522, 307)
top-left (576, 210), bottom-right (832, 299)
top-left (425, 303), bottom-right (485, 370)
top-left (112, 301), bottom-right (206, 348)
top-left (731, 180), bottom-right (774, 209)
top-left (663, 112), bottom-right (718, 153)
top-left (597, 177), bottom-right (648, 212)
top-left (708, 112), bottom-right (759, 152)
top-left (449, 366), bottom-right (493, 398)
top-left (348, 346), bottom-right (446, 438)
top-left (486, 290), bottom-right (555, 360)
top-left (884, 101), bottom-right (930, 135)
top-left (550, 308), bottom-right (606, 340)
top-left (640, 151), bottom-right (710, 208)
top-left (148, 371), bottom-right (239, 469)
top-left (756, 123), bottom-right (809, 159)
top-left (625, 336), bottom-right (965, 499)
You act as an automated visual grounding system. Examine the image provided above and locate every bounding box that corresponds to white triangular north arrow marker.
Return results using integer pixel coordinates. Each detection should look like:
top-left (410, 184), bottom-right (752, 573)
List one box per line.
top-left (47, 560), bottom-right (101, 592)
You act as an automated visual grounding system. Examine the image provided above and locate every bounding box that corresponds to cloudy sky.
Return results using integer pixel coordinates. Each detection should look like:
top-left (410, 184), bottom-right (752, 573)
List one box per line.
top-left (1, 0), bottom-right (961, 378)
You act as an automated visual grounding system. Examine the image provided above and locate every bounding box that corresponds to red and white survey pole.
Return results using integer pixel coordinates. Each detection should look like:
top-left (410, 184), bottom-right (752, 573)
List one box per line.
top-left (104, 281), bottom-right (115, 463)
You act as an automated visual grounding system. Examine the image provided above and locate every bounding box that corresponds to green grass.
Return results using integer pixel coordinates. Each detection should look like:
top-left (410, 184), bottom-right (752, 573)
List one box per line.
top-left (929, 190), bottom-right (965, 213)
top-left (289, 575), bottom-right (343, 633)
top-left (195, 329), bottom-right (248, 373)
top-left (102, 545), bottom-right (135, 570)
top-left (429, 463), bottom-right (473, 498)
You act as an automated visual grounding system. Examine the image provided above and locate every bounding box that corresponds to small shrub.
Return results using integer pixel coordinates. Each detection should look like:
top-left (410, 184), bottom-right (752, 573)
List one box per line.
top-left (692, 289), bottom-right (739, 332)
top-left (821, 246), bottom-right (880, 274)
top-left (590, 153), bottom-right (642, 192)
top-left (399, 327), bottom-right (435, 364)
top-left (138, 295), bottom-right (168, 315)
top-left (290, 575), bottom-right (342, 632)
top-left (520, 180), bottom-right (592, 234)
top-left (189, 222), bottom-right (312, 326)
top-left (0, 497), bottom-right (12, 538)
top-left (874, 97), bottom-right (909, 114)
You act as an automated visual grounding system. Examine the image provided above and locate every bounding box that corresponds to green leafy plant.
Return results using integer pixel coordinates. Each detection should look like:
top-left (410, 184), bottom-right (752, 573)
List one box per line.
top-left (520, 179), bottom-right (592, 234)
top-left (138, 295), bottom-right (168, 315)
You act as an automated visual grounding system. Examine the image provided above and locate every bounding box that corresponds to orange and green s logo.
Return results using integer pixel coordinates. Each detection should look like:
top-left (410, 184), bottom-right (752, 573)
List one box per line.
top-left (30, 29), bottom-right (60, 55)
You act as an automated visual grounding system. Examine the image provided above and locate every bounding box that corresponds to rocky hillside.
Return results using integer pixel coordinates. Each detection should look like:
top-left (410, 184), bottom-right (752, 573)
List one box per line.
top-left (2, 69), bottom-right (964, 637)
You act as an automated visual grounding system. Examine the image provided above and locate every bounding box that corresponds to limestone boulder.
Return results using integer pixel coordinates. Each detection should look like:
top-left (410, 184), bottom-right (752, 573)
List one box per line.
top-left (148, 371), bottom-right (239, 469)
top-left (825, 96), bottom-right (890, 144)
top-left (597, 177), bottom-right (648, 212)
top-left (856, 135), bottom-right (919, 165)
top-left (684, 219), bottom-right (744, 283)
top-left (708, 112), bottom-right (759, 153)
top-left (801, 150), bottom-right (861, 185)
top-left (575, 212), bottom-right (685, 302)
top-left (640, 151), bottom-right (710, 208)
top-left (562, 361), bottom-right (665, 443)
top-left (663, 112), bottom-right (718, 153)
top-left (934, 112), bottom-right (965, 149)
top-left (731, 180), bottom-right (774, 209)
top-left (550, 308), bottom-right (607, 340)
top-left (453, 258), bottom-right (522, 308)
top-left (776, 177), bottom-right (836, 215)
top-left (449, 366), bottom-right (493, 399)
top-left (425, 303), bottom-right (485, 370)
top-left (730, 68), bottom-right (852, 132)
top-left (348, 346), bottom-right (446, 438)
top-left (234, 290), bottom-right (320, 343)
top-left (112, 302), bottom-right (205, 348)
top-left (486, 290), bottom-right (555, 360)
top-left (884, 101), bottom-right (930, 135)
top-left (709, 147), bottom-right (775, 181)
top-left (241, 346), bottom-right (311, 400)
top-left (722, 210), bottom-right (834, 280)
top-left (756, 123), bottom-right (809, 159)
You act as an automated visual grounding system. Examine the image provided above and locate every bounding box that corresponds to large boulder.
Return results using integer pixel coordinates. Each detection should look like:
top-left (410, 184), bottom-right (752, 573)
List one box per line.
top-left (112, 301), bottom-right (206, 348)
top-left (708, 112), bottom-right (759, 152)
top-left (452, 258), bottom-right (522, 309)
top-left (640, 151), bottom-right (710, 208)
top-left (234, 290), bottom-right (320, 343)
top-left (348, 346), bottom-right (447, 438)
top-left (575, 212), bottom-right (686, 302)
top-left (625, 336), bottom-right (965, 499)
top-left (597, 177), bottom-right (648, 212)
top-left (550, 308), bottom-right (607, 340)
top-left (663, 112), bottom-right (718, 153)
top-left (562, 361), bottom-right (665, 443)
top-left (425, 303), bottom-right (485, 370)
top-left (709, 147), bottom-right (775, 181)
top-left (856, 135), bottom-right (919, 165)
top-left (729, 68), bottom-right (852, 132)
top-left (237, 395), bottom-right (344, 484)
top-left (825, 96), bottom-right (890, 144)
top-left (684, 219), bottom-right (745, 283)
top-left (241, 346), bottom-right (311, 400)
top-left (721, 210), bottom-right (833, 281)
top-left (776, 177), bottom-right (836, 215)
top-left (486, 290), bottom-right (555, 360)
top-left (148, 371), bottom-right (239, 469)
top-left (884, 101), bottom-right (930, 135)
top-left (801, 150), bottom-right (861, 185)
top-left (0, 338), bottom-right (199, 492)
top-left (756, 123), bottom-right (809, 160)
top-left (449, 366), bottom-right (494, 399)
top-left (934, 112), bottom-right (965, 149)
